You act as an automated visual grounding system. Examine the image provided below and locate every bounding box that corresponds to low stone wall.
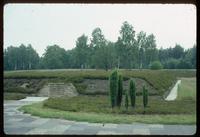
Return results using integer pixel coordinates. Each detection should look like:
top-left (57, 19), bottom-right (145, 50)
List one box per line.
top-left (4, 78), bottom-right (158, 97)
top-left (38, 83), bottom-right (78, 97)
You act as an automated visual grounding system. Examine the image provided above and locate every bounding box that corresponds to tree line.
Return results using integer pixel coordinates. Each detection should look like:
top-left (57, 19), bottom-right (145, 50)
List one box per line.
top-left (4, 21), bottom-right (196, 70)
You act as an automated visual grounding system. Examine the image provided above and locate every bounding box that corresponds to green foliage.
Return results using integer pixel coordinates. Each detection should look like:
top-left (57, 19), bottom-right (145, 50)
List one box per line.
top-left (4, 44), bottom-right (39, 70)
top-left (90, 28), bottom-right (114, 70)
top-left (3, 22), bottom-right (196, 70)
top-left (164, 58), bottom-right (180, 69)
top-left (109, 69), bottom-right (118, 108)
top-left (74, 34), bottom-right (89, 68)
top-left (42, 45), bottom-right (69, 69)
top-left (116, 74), bottom-right (123, 107)
top-left (125, 90), bottom-right (129, 110)
top-left (159, 45), bottom-right (196, 69)
top-left (116, 21), bottom-right (138, 68)
top-left (129, 79), bottom-right (136, 108)
top-left (172, 44), bottom-right (184, 59)
top-left (143, 85), bottom-right (148, 108)
top-left (150, 61), bottom-right (163, 70)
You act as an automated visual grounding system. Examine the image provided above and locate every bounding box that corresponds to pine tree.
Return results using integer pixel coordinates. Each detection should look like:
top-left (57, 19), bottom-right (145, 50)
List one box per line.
top-left (125, 90), bottom-right (129, 110)
top-left (129, 79), bottom-right (136, 108)
top-left (109, 69), bottom-right (118, 108)
top-left (116, 74), bottom-right (123, 107)
top-left (143, 85), bottom-right (148, 113)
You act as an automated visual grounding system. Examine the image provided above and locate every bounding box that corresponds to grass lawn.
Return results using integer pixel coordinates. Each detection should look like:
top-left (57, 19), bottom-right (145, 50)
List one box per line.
top-left (4, 86), bottom-right (38, 100)
top-left (43, 95), bottom-right (196, 114)
top-left (19, 102), bottom-right (196, 125)
top-left (4, 92), bottom-right (26, 100)
top-left (177, 78), bottom-right (196, 101)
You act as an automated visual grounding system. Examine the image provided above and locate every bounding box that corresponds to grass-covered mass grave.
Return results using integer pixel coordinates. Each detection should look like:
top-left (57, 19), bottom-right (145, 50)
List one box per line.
top-left (4, 69), bottom-right (196, 124)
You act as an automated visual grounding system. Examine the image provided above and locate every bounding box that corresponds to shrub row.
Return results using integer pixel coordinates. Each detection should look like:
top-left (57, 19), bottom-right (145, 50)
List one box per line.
top-left (109, 69), bottom-right (148, 111)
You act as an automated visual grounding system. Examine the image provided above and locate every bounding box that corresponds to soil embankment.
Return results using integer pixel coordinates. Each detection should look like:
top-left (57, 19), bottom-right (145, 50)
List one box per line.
top-left (4, 77), bottom-right (158, 98)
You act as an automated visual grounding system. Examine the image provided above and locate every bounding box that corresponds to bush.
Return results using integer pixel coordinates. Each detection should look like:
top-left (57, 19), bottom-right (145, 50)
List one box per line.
top-left (109, 69), bottom-right (118, 108)
top-left (125, 90), bottom-right (129, 110)
top-left (116, 74), bottom-right (123, 107)
top-left (150, 61), bottom-right (163, 70)
top-left (164, 58), bottom-right (179, 69)
top-left (129, 79), bottom-right (136, 108)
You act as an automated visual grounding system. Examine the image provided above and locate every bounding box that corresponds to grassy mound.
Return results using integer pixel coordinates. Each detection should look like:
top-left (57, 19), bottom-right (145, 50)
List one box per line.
top-left (3, 69), bottom-right (196, 95)
top-left (42, 77), bottom-right (196, 115)
top-left (177, 78), bottom-right (196, 101)
top-left (19, 77), bottom-right (196, 124)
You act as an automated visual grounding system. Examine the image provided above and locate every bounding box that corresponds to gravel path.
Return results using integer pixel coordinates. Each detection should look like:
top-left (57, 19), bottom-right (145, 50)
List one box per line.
top-left (165, 80), bottom-right (181, 101)
top-left (3, 97), bottom-right (196, 135)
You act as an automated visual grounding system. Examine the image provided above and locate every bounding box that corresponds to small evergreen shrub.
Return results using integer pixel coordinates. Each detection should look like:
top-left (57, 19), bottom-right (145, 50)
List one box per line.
top-left (143, 85), bottom-right (148, 112)
top-left (116, 74), bottom-right (123, 107)
top-left (109, 69), bottom-right (118, 108)
top-left (125, 90), bottom-right (129, 110)
top-left (129, 79), bottom-right (136, 108)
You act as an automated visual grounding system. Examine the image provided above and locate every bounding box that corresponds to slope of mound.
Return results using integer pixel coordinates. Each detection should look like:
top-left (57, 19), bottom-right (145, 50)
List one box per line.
top-left (4, 69), bottom-right (196, 96)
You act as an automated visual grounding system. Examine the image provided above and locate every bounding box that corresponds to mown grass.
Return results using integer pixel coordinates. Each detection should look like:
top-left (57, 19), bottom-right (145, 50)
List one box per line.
top-left (43, 77), bottom-right (196, 115)
top-left (177, 78), bottom-right (196, 101)
top-left (43, 95), bottom-right (196, 115)
top-left (19, 102), bottom-right (196, 124)
top-left (3, 86), bottom-right (38, 100)
top-left (3, 69), bottom-right (196, 95)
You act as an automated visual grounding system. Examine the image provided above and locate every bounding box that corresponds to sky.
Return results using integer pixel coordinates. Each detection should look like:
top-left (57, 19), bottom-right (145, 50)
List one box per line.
top-left (4, 4), bottom-right (196, 57)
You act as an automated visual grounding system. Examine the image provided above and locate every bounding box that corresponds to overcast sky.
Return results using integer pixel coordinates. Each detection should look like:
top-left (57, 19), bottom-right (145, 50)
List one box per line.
top-left (4, 4), bottom-right (196, 57)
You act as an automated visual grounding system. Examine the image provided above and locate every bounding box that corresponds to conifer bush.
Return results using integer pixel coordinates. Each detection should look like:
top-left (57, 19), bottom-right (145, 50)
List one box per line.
top-left (146, 88), bottom-right (148, 106)
top-left (129, 79), bottom-right (136, 108)
top-left (109, 69), bottom-right (118, 108)
top-left (143, 85), bottom-right (148, 113)
top-left (116, 74), bottom-right (123, 107)
top-left (125, 90), bottom-right (129, 110)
